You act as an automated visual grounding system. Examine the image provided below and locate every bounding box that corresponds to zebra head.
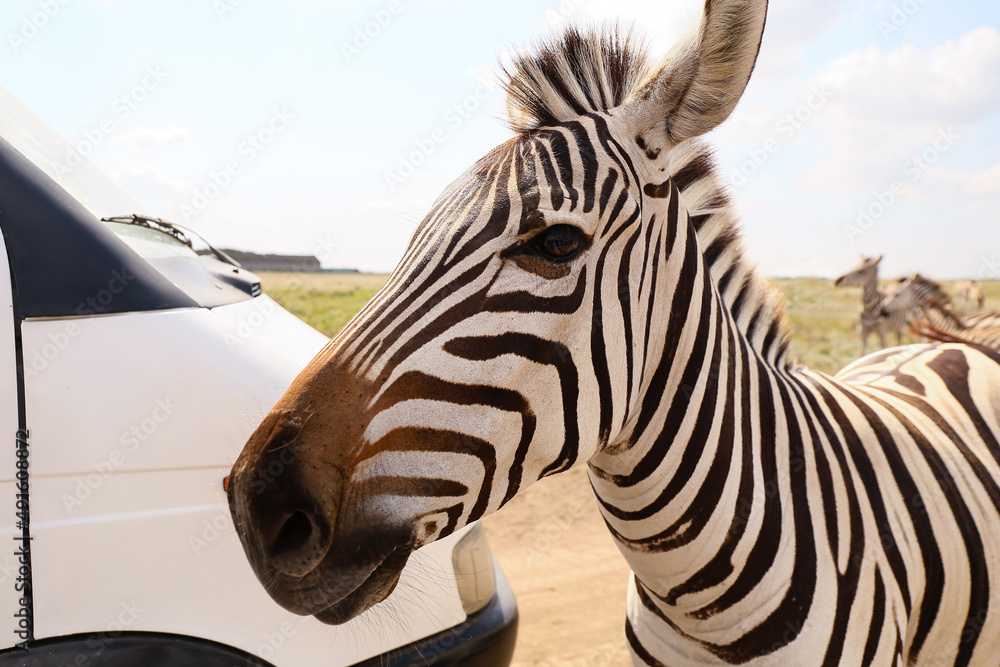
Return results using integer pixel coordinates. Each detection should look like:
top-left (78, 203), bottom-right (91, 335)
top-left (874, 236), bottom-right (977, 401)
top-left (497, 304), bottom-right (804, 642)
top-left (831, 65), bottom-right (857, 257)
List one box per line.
top-left (879, 273), bottom-right (951, 317)
top-left (229, 0), bottom-right (768, 624)
top-left (834, 254), bottom-right (882, 288)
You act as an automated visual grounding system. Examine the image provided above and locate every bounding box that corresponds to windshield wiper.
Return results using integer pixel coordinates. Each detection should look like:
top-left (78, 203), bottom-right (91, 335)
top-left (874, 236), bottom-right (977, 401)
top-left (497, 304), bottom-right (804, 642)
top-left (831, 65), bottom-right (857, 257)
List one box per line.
top-left (101, 214), bottom-right (242, 268)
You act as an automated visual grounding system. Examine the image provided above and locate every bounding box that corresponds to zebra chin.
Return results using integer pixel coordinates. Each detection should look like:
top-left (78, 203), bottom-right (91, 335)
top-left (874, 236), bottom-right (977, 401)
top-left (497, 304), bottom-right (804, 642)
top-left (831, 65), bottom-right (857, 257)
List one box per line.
top-left (226, 407), bottom-right (422, 625)
top-left (266, 539), bottom-right (416, 625)
top-left (308, 545), bottom-right (414, 624)
top-left (231, 500), bottom-right (414, 625)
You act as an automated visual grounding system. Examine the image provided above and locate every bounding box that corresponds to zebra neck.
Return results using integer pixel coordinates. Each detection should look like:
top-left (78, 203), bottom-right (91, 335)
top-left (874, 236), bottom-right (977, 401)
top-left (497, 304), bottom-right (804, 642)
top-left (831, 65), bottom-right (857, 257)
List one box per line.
top-left (588, 236), bottom-right (804, 640)
top-left (861, 279), bottom-right (883, 317)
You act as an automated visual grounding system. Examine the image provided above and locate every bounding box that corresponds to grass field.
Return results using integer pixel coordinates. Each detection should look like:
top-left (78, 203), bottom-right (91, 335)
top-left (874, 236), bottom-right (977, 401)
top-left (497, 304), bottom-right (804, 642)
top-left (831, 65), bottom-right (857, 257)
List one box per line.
top-left (260, 272), bottom-right (1000, 376)
top-left (257, 272), bottom-right (390, 338)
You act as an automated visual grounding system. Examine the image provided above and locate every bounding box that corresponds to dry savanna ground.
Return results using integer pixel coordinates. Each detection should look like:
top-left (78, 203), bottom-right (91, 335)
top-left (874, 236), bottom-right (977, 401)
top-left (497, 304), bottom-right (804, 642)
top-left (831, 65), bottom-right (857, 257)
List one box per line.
top-left (260, 272), bottom-right (1000, 666)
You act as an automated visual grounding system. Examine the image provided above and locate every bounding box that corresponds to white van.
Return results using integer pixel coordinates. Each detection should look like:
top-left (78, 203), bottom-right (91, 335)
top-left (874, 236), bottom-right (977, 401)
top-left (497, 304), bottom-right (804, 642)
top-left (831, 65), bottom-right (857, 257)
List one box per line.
top-left (0, 86), bottom-right (517, 667)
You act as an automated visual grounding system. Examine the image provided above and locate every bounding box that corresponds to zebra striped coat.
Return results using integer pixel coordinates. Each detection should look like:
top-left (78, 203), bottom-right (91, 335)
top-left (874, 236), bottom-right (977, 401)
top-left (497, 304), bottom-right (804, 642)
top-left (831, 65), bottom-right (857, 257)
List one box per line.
top-left (228, 0), bottom-right (1000, 664)
top-left (911, 306), bottom-right (1000, 352)
top-left (877, 273), bottom-right (953, 338)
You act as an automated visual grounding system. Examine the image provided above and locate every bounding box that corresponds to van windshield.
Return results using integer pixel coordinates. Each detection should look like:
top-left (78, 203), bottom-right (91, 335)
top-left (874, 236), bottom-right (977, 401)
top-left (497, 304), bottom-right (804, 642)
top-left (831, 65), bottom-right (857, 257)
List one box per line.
top-left (0, 85), bottom-right (146, 223)
top-left (0, 85), bottom-right (260, 310)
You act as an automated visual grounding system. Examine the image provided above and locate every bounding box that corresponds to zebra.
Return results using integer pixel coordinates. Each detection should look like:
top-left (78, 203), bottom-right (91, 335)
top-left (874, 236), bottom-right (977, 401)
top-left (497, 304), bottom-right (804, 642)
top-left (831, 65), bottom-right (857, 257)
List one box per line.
top-left (964, 311), bottom-right (1000, 329)
top-left (953, 280), bottom-right (986, 313)
top-left (911, 314), bottom-right (1000, 351)
top-left (881, 279), bottom-right (1000, 350)
top-left (227, 0), bottom-right (1000, 664)
top-left (877, 273), bottom-right (952, 341)
top-left (833, 255), bottom-right (909, 355)
top-left (905, 300), bottom-right (1000, 352)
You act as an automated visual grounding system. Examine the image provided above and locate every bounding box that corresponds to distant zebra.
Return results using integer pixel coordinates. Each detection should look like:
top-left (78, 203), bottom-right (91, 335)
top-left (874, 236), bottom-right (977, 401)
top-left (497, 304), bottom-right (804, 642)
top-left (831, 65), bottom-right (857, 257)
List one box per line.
top-left (906, 300), bottom-right (1000, 351)
top-left (953, 280), bottom-right (986, 313)
top-left (834, 255), bottom-right (902, 354)
top-left (912, 315), bottom-right (1000, 350)
top-left (878, 273), bottom-right (952, 338)
top-left (882, 280), bottom-right (1000, 349)
top-left (228, 0), bottom-right (1000, 664)
top-left (965, 311), bottom-right (1000, 329)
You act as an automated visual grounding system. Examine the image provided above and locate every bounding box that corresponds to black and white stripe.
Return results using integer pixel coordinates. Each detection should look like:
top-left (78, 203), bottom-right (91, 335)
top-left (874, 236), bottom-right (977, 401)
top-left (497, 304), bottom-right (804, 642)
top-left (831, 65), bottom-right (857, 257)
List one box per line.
top-left (877, 273), bottom-right (952, 336)
top-left (229, 1), bottom-right (1000, 663)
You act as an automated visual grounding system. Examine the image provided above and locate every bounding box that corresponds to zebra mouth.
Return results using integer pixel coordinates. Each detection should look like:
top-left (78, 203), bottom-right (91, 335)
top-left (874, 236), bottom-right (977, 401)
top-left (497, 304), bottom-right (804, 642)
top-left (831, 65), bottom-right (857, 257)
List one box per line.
top-left (311, 545), bottom-right (413, 625)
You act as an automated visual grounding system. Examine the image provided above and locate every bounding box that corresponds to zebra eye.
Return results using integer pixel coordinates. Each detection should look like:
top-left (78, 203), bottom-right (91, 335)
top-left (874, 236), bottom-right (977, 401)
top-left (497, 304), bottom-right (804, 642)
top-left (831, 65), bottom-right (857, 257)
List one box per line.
top-left (531, 225), bottom-right (583, 261)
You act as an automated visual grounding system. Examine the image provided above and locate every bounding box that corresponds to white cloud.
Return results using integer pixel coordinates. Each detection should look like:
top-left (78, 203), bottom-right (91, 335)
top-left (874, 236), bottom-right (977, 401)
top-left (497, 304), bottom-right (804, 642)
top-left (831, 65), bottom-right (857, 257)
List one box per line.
top-left (197, 198), bottom-right (426, 272)
top-left (723, 25), bottom-right (1000, 155)
top-left (795, 109), bottom-right (941, 194)
top-left (106, 163), bottom-right (196, 216)
top-left (569, 0), bottom-right (701, 54)
top-left (110, 124), bottom-right (195, 156)
top-left (574, 0), bottom-right (840, 72)
top-left (754, 0), bottom-right (842, 80)
top-left (813, 27), bottom-right (1000, 125)
top-left (776, 26), bottom-right (1000, 195)
top-left (911, 161), bottom-right (1000, 208)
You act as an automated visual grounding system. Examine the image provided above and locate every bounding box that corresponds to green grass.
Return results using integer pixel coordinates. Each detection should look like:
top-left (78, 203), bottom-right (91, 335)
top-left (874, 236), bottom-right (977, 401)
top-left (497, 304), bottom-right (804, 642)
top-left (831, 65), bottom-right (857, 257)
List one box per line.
top-left (772, 277), bottom-right (862, 375)
top-left (258, 272), bottom-right (390, 337)
top-left (261, 272), bottom-right (1000, 376)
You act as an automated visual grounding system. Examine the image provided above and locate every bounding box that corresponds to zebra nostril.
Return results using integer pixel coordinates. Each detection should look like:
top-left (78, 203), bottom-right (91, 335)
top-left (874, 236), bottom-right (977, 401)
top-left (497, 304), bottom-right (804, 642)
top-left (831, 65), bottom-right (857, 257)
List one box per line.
top-left (267, 510), bottom-right (323, 574)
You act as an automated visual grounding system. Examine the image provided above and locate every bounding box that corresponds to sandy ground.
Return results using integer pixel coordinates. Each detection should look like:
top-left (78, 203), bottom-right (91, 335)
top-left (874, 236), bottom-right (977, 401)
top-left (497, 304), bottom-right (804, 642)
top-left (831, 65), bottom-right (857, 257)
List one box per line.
top-left (482, 467), bottom-right (634, 666)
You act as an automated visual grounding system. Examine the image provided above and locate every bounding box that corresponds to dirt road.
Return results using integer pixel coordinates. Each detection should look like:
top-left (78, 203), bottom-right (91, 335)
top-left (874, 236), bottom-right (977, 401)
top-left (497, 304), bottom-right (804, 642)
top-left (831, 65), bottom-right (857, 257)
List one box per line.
top-left (482, 467), bottom-right (634, 666)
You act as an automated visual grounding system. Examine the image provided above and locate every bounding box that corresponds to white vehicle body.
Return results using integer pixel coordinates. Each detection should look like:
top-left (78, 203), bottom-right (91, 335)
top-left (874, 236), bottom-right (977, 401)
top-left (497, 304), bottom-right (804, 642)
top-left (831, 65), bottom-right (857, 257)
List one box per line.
top-left (0, 86), bottom-right (516, 666)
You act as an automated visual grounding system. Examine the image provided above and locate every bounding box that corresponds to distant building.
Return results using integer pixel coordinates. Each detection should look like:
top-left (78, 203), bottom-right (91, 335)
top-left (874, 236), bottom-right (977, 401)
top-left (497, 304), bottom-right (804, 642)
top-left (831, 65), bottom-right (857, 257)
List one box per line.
top-left (223, 250), bottom-right (323, 272)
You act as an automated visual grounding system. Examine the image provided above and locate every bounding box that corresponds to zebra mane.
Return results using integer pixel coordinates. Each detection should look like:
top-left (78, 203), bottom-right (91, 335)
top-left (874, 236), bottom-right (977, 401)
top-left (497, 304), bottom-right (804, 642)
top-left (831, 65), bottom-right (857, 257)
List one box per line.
top-left (505, 26), bottom-right (796, 369)
top-left (503, 25), bottom-right (652, 132)
top-left (667, 140), bottom-right (797, 369)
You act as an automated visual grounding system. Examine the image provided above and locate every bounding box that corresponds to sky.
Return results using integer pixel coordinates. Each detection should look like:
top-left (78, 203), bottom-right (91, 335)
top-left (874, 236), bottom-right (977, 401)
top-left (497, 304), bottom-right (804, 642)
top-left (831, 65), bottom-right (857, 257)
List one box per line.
top-left (1, 0), bottom-right (998, 279)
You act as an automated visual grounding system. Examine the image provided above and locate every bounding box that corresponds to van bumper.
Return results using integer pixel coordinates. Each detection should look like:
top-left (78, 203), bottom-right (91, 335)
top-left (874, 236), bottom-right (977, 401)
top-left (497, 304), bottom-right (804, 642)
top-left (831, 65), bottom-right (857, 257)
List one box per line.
top-left (352, 567), bottom-right (518, 667)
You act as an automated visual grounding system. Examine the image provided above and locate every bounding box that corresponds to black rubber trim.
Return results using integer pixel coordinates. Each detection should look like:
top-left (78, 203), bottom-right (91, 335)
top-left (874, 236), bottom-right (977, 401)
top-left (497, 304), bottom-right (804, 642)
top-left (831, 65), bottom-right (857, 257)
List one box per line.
top-left (1, 213), bottom-right (33, 646)
top-left (0, 571), bottom-right (517, 666)
top-left (351, 568), bottom-right (519, 667)
top-left (0, 136), bottom-right (198, 318)
top-left (0, 631), bottom-right (277, 667)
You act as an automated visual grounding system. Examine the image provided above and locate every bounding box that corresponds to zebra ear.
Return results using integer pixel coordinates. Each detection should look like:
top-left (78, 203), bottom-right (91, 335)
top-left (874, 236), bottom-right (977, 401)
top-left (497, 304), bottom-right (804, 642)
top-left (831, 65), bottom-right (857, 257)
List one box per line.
top-left (616, 0), bottom-right (768, 150)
